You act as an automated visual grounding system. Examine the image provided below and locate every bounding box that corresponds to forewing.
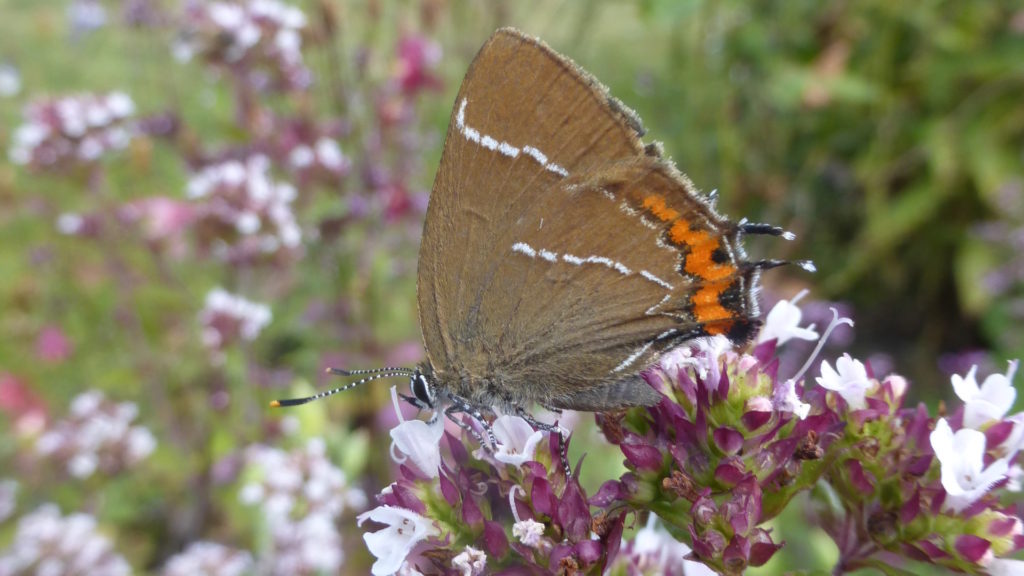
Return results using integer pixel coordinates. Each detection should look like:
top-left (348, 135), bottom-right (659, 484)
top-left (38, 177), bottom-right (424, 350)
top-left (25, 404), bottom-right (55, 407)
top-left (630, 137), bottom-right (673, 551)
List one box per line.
top-left (418, 29), bottom-right (759, 407)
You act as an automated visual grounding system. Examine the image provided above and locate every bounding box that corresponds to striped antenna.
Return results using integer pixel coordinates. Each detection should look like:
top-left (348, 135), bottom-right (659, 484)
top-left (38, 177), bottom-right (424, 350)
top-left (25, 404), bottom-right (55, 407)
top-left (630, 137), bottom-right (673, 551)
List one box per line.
top-left (269, 368), bottom-right (413, 407)
top-left (325, 366), bottom-right (414, 377)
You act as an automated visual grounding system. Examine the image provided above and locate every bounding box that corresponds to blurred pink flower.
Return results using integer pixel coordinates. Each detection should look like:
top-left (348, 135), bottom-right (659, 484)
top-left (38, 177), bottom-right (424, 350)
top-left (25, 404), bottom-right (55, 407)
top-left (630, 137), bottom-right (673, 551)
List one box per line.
top-left (119, 197), bottom-right (196, 245)
top-left (395, 35), bottom-right (442, 94)
top-left (0, 373), bottom-right (47, 432)
top-left (35, 325), bottom-right (72, 363)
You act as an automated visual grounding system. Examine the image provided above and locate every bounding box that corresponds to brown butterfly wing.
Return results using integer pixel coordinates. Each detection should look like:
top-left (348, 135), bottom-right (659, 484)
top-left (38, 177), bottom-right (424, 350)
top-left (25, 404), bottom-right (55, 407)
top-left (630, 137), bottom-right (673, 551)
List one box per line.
top-left (417, 28), bottom-right (759, 410)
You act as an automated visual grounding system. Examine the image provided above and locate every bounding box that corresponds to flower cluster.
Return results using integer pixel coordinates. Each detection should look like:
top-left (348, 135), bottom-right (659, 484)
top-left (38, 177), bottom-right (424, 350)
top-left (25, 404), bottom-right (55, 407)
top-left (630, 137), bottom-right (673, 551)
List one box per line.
top-left (8, 92), bottom-right (136, 170)
top-left (353, 292), bottom-right (1024, 575)
top-left (199, 287), bottom-right (272, 360)
top-left (356, 388), bottom-right (626, 575)
top-left (161, 541), bottom-right (254, 576)
top-left (278, 127), bottom-right (350, 188)
top-left (33, 390), bottom-right (156, 479)
top-left (0, 504), bottom-right (131, 575)
top-left (175, 0), bottom-right (310, 91)
top-left (594, 334), bottom-right (823, 574)
top-left (238, 437), bottom-right (366, 574)
top-left (187, 155), bottom-right (302, 263)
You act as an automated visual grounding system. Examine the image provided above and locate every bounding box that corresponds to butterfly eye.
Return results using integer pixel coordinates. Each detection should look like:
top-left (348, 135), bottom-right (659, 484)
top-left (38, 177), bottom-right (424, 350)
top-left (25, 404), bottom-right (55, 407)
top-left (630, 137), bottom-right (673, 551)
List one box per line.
top-left (411, 372), bottom-right (434, 409)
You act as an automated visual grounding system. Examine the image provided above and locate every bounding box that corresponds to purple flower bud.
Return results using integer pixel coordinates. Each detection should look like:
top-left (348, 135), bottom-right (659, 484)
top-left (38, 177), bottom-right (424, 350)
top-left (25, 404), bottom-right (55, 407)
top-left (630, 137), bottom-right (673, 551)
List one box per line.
top-left (439, 472), bottom-right (459, 507)
top-left (589, 480), bottom-right (623, 507)
top-left (906, 454), bottom-right (933, 477)
top-left (620, 433), bottom-right (663, 471)
top-left (989, 514), bottom-right (1023, 538)
top-left (723, 535), bottom-right (750, 573)
top-left (954, 534), bottom-right (991, 564)
top-left (752, 338), bottom-right (778, 364)
top-left (845, 459), bottom-right (876, 494)
top-left (462, 492), bottom-right (483, 526)
top-left (742, 397), bottom-right (774, 431)
top-left (446, 432), bottom-right (470, 465)
top-left (724, 478), bottom-right (761, 534)
top-left (692, 494), bottom-right (717, 526)
top-left (689, 526), bottom-right (727, 560)
top-left (986, 420), bottom-right (1016, 449)
top-left (900, 489), bottom-right (921, 524)
top-left (747, 528), bottom-right (783, 566)
top-left (713, 426), bottom-right (744, 455)
top-left (483, 520), bottom-right (509, 557)
top-left (555, 481), bottom-right (591, 542)
top-left (574, 539), bottom-right (603, 565)
top-left (714, 458), bottom-right (747, 487)
top-left (531, 478), bottom-right (553, 517)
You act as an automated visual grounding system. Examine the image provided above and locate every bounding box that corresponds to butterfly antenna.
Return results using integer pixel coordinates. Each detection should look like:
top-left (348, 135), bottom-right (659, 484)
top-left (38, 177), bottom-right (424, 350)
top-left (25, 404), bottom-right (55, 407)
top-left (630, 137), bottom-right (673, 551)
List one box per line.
top-left (325, 366), bottom-right (414, 377)
top-left (270, 369), bottom-right (413, 407)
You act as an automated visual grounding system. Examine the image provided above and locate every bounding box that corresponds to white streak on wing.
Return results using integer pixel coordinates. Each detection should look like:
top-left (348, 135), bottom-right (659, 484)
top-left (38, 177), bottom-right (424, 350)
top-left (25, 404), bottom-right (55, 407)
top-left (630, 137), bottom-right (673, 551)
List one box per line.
top-left (601, 188), bottom-right (616, 201)
top-left (512, 242), bottom-right (537, 258)
top-left (498, 142), bottom-right (520, 158)
top-left (456, 99), bottom-right (467, 127)
top-left (645, 293), bottom-right (671, 315)
top-left (546, 163), bottom-right (569, 177)
top-left (613, 341), bottom-right (654, 373)
top-left (640, 270), bottom-right (673, 290)
top-left (522, 146), bottom-right (547, 165)
top-left (456, 98), bottom-right (566, 175)
top-left (516, 242), bottom-right (656, 285)
top-left (582, 256), bottom-right (632, 275)
top-left (656, 329), bottom-right (678, 340)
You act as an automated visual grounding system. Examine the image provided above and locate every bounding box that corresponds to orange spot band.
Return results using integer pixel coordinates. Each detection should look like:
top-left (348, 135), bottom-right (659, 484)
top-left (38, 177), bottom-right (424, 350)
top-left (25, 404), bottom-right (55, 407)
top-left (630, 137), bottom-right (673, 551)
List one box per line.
top-left (642, 194), bottom-right (680, 222)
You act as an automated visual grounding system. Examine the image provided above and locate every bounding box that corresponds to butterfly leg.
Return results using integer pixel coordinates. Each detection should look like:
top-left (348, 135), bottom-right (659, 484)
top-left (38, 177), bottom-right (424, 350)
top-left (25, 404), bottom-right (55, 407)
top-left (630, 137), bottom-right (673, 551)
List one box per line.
top-left (447, 394), bottom-right (498, 449)
top-left (444, 401), bottom-right (499, 453)
top-left (517, 408), bottom-right (571, 478)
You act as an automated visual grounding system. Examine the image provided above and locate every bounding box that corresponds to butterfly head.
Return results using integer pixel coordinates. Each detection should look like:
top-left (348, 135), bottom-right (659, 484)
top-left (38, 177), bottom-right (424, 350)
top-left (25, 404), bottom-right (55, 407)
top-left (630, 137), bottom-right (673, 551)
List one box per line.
top-left (407, 366), bottom-right (437, 410)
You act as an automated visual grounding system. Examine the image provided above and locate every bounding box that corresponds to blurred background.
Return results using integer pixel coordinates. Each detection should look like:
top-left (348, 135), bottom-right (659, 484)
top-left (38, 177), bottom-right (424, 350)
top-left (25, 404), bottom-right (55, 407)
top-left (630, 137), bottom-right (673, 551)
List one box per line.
top-left (0, 0), bottom-right (1021, 573)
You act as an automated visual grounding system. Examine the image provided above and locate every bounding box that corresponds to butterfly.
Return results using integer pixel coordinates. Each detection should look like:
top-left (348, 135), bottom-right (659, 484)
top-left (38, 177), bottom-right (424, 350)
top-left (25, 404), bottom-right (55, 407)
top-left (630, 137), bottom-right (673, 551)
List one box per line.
top-left (273, 28), bottom-right (803, 472)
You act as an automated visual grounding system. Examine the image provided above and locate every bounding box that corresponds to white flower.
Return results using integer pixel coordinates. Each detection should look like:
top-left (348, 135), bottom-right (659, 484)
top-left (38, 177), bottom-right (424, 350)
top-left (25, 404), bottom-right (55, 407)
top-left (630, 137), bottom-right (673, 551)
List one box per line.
top-left (0, 63), bottom-right (21, 98)
top-left (989, 558), bottom-right (1024, 576)
top-left (631, 515), bottom-right (716, 575)
top-left (162, 541), bottom-right (253, 576)
top-left (816, 354), bottom-right (871, 410)
top-left (661, 335), bottom-right (733, 385)
top-left (773, 380), bottom-right (811, 420)
top-left (315, 137), bottom-right (346, 170)
top-left (513, 518), bottom-right (545, 547)
top-left (951, 361), bottom-right (1018, 430)
top-left (929, 418), bottom-right (1009, 512)
top-left (757, 289), bottom-right (819, 346)
top-left (357, 505), bottom-right (438, 576)
top-left (389, 386), bottom-right (443, 478)
top-left (452, 546), bottom-right (486, 576)
top-left (0, 504), bottom-right (131, 576)
top-left (491, 415), bottom-right (544, 466)
top-left (396, 561), bottom-right (426, 575)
